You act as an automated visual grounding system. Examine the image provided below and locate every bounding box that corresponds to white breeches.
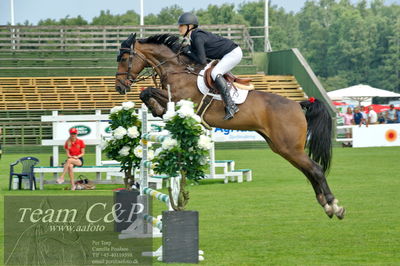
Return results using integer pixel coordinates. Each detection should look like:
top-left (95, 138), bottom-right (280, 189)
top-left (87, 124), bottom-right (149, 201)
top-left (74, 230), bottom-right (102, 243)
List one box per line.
top-left (211, 46), bottom-right (243, 80)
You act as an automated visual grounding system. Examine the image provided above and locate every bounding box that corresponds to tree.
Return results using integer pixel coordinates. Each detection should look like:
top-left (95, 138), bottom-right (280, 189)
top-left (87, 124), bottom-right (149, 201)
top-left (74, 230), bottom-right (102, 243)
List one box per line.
top-left (196, 4), bottom-right (246, 25)
top-left (91, 10), bottom-right (139, 25)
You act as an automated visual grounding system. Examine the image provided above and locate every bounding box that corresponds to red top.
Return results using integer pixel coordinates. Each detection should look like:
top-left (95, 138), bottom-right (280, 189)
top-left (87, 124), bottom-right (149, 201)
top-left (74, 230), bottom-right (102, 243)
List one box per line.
top-left (64, 139), bottom-right (86, 156)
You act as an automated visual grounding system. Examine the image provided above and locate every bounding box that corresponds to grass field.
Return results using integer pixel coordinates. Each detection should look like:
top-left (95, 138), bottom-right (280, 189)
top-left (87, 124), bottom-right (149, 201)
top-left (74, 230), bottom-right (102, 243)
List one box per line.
top-left (1, 147), bottom-right (399, 265)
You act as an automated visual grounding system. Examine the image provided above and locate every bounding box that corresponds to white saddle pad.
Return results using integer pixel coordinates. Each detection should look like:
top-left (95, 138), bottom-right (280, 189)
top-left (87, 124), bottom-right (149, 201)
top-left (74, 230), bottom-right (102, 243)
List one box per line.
top-left (196, 62), bottom-right (249, 104)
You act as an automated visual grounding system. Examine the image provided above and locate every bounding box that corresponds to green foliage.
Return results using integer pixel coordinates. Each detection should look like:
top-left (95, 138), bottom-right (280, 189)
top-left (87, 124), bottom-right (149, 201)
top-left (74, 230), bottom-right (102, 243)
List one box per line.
top-left (153, 100), bottom-right (210, 210)
top-left (103, 103), bottom-right (142, 175)
top-left (153, 102), bottom-right (209, 181)
top-left (92, 10), bottom-right (140, 25)
top-left (196, 4), bottom-right (247, 25)
top-left (146, 5), bottom-right (184, 25)
top-left (38, 15), bottom-right (88, 26)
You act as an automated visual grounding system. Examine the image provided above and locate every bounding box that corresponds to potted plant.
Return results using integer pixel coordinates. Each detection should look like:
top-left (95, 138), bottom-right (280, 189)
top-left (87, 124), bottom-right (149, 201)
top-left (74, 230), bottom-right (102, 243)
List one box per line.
top-left (153, 100), bottom-right (211, 263)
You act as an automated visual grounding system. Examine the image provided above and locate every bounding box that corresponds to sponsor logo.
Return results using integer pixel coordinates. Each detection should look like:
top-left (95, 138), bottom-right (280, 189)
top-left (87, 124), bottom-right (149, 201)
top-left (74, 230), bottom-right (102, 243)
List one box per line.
top-left (72, 125), bottom-right (91, 137)
top-left (385, 129), bottom-right (397, 142)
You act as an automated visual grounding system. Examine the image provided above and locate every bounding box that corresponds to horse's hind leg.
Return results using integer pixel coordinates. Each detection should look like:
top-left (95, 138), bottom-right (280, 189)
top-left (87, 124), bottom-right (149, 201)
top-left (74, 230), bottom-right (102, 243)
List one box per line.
top-left (262, 131), bottom-right (345, 219)
top-left (288, 152), bottom-right (345, 219)
top-left (258, 132), bottom-right (335, 218)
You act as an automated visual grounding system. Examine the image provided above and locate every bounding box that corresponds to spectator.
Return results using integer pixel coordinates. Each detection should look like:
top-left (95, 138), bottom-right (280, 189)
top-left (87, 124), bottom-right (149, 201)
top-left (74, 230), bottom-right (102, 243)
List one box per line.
top-left (396, 108), bottom-right (400, 123)
top-left (360, 106), bottom-right (368, 124)
top-left (378, 113), bottom-right (386, 124)
top-left (338, 107), bottom-right (353, 147)
top-left (56, 128), bottom-right (85, 190)
top-left (385, 104), bottom-right (396, 124)
top-left (367, 106), bottom-right (378, 126)
top-left (352, 107), bottom-right (364, 126)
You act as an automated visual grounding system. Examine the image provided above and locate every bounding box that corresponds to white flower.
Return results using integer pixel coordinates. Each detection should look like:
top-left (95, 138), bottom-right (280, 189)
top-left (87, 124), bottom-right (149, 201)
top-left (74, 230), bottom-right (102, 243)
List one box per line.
top-left (140, 139), bottom-right (153, 147)
top-left (133, 145), bottom-right (143, 158)
top-left (193, 114), bottom-right (202, 123)
top-left (110, 106), bottom-right (123, 114)
top-left (162, 137), bottom-right (178, 150)
top-left (113, 126), bottom-right (127, 140)
top-left (118, 146), bottom-right (130, 156)
top-left (122, 101), bottom-right (135, 110)
top-left (101, 140), bottom-right (109, 150)
top-left (199, 157), bottom-right (208, 165)
top-left (198, 135), bottom-right (212, 150)
top-left (147, 149), bottom-right (155, 160)
top-left (154, 147), bottom-right (163, 157)
top-left (177, 105), bottom-right (195, 118)
top-left (163, 110), bottom-right (176, 121)
top-left (127, 126), bottom-right (139, 138)
top-left (177, 99), bottom-right (194, 109)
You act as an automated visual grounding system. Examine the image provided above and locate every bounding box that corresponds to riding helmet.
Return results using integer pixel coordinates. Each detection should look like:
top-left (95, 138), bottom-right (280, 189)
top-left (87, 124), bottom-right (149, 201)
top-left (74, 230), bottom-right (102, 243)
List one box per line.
top-left (178, 12), bottom-right (198, 26)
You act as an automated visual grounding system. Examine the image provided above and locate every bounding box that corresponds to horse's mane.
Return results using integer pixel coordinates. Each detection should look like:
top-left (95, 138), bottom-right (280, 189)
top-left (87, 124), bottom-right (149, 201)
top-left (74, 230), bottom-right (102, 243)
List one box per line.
top-left (139, 34), bottom-right (181, 54)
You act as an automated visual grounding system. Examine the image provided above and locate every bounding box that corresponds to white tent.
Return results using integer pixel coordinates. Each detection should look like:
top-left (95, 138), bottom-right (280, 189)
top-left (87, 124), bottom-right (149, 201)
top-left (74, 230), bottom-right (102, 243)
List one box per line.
top-left (328, 84), bottom-right (400, 105)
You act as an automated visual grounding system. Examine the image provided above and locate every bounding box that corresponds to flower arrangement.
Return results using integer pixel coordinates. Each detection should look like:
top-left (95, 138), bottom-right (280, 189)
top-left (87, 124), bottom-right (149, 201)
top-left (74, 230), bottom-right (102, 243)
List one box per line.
top-left (153, 100), bottom-right (212, 211)
top-left (103, 101), bottom-right (149, 189)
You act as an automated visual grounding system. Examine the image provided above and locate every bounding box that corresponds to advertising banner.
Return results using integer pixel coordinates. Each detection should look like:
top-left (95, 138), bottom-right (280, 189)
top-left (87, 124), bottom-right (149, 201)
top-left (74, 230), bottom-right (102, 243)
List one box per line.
top-left (211, 128), bottom-right (264, 142)
top-left (352, 124), bottom-right (400, 147)
top-left (55, 122), bottom-right (112, 140)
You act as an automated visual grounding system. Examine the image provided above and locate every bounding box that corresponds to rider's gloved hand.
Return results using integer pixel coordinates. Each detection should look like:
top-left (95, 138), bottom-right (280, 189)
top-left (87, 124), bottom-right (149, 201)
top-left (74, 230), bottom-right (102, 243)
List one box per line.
top-left (182, 46), bottom-right (191, 55)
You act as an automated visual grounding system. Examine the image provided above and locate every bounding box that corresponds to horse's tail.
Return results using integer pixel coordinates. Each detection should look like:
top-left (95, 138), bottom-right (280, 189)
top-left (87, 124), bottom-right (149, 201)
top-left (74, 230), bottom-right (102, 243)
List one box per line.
top-left (300, 98), bottom-right (332, 174)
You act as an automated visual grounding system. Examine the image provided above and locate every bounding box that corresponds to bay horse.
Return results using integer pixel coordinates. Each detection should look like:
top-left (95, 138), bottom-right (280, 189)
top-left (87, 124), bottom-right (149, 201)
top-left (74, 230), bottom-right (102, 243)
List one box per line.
top-left (115, 33), bottom-right (345, 219)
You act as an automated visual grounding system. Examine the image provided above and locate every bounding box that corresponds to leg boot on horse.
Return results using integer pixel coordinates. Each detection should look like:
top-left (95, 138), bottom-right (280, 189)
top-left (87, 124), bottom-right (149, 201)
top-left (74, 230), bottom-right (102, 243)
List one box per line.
top-left (214, 74), bottom-right (239, 120)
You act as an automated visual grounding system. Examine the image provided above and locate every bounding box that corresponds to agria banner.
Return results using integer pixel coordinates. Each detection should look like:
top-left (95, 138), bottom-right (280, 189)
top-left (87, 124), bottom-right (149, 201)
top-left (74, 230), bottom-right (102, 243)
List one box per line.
top-left (212, 128), bottom-right (264, 142)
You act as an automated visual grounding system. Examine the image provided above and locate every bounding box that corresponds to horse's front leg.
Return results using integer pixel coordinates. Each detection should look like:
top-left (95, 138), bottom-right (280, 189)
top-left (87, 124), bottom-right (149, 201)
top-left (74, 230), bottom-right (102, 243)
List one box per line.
top-left (139, 87), bottom-right (168, 117)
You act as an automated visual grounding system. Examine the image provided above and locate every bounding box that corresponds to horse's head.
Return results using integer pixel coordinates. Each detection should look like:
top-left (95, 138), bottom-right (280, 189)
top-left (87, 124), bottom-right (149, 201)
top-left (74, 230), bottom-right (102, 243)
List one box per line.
top-left (115, 33), bottom-right (148, 95)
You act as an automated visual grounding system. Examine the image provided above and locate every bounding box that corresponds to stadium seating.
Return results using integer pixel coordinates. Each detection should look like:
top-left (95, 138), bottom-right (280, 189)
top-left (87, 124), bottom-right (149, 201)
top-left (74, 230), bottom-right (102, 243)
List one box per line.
top-left (0, 75), bottom-right (306, 110)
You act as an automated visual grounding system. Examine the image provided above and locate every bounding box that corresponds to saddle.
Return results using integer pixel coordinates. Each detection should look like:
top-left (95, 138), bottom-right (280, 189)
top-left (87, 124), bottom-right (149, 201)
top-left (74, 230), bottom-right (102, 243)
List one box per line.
top-left (204, 61), bottom-right (255, 92)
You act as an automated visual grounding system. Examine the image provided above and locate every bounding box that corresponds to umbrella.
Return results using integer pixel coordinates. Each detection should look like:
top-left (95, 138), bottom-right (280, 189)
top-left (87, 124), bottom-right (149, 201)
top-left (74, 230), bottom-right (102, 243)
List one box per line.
top-left (327, 84), bottom-right (400, 105)
top-left (332, 101), bottom-right (347, 106)
top-left (366, 104), bottom-right (400, 113)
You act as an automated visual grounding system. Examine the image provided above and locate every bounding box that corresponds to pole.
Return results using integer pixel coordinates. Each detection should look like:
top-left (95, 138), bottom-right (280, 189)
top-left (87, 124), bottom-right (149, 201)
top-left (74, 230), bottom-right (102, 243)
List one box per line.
top-left (10, 0), bottom-right (15, 26)
top-left (140, 0), bottom-right (144, 37)
top-left (10, 0), bottom-right (16, 50)
top-left (264, 0), bottom-right (272, 52)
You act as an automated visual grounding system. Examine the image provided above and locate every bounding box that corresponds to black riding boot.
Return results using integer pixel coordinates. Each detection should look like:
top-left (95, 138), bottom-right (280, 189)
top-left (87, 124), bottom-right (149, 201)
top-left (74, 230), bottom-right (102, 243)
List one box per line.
top-left (214, 74), bottom-right (239, 120)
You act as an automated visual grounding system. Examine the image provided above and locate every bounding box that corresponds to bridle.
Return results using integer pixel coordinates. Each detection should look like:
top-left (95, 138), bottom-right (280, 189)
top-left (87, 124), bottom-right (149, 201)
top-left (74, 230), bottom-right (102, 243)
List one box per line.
top-left (115, 45), bottom-right (152, 85)
top-left (115, 43), bottom-right (186, 91)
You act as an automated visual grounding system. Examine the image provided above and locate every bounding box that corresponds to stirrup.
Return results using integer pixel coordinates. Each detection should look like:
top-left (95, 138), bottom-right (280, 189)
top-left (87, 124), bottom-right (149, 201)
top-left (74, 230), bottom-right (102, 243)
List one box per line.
top-left (223, 106), bottom-right (239, 120)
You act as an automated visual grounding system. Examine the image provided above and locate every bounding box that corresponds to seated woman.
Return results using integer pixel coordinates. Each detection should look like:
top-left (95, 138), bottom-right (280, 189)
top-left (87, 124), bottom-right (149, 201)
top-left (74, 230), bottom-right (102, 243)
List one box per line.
top-left (56, 128), bottom-right (85, 190)
top-left (177, 12), bottom-right (242, 120)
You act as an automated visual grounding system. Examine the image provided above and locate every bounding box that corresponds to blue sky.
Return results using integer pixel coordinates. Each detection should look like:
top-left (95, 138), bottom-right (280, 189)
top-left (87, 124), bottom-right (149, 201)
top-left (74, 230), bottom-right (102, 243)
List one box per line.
top-left (0, 0), bottom-right (399, 25)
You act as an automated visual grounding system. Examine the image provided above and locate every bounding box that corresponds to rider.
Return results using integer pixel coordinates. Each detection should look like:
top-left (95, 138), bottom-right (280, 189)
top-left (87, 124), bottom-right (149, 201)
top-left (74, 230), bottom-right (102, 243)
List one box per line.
top-left (177, 12), bottom-right (242, 120)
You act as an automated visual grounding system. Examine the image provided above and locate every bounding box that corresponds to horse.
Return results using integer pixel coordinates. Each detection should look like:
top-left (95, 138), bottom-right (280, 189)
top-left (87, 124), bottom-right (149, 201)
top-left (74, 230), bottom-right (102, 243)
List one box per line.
top-left (114, 33), bottom-right (345, 219)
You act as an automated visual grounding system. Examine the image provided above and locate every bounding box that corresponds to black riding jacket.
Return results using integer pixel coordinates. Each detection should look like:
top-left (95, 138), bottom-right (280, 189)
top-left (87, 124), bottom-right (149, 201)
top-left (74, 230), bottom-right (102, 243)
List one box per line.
top-left (184, 28), bottom-right (238, 65)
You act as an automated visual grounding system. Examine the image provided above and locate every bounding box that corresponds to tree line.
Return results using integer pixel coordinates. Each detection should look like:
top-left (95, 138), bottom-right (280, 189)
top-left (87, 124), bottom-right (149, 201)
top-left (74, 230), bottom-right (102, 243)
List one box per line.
top-left (18, 0), bottom-right (400, 92)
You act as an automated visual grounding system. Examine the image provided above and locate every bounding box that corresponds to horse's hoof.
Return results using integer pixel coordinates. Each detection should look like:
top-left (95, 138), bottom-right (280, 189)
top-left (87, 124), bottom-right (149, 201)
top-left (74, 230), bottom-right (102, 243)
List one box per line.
top-left (335, 207), bottom-right (346, 220)
top-left (324, 204), bottom-right (334, 218)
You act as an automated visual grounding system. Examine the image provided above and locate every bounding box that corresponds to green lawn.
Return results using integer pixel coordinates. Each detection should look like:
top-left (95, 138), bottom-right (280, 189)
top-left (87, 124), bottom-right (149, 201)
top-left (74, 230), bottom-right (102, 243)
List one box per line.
top-left (1, 147), bottom-right (399, 265)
